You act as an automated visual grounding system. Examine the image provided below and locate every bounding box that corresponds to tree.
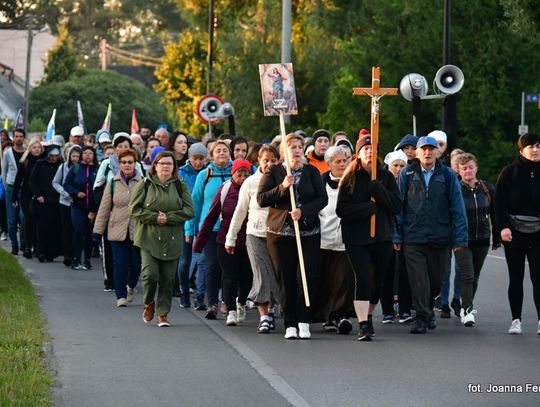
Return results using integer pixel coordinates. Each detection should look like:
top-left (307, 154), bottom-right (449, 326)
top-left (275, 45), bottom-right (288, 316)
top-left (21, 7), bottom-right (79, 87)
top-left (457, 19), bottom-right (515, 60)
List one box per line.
top-left (154, 31), bottom-right (208, 135)
top-left (43, 24), bottom-right (79, 84)
top-left (29, 69), bottom-right (168, 137)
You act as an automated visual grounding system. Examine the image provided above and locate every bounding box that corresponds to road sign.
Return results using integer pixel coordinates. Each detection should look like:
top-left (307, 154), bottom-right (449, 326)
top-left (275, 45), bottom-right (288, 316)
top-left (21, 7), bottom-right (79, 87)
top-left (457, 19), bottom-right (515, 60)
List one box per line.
top-left (196, 94), bottom-right (224, 124)
top-left (518, 125), bottom-right (529, 136)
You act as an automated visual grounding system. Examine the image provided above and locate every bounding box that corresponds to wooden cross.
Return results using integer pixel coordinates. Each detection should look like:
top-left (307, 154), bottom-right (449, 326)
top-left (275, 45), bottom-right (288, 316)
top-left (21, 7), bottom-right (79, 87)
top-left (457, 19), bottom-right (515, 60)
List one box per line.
top-left (353, 67), bottom-right (398, 238)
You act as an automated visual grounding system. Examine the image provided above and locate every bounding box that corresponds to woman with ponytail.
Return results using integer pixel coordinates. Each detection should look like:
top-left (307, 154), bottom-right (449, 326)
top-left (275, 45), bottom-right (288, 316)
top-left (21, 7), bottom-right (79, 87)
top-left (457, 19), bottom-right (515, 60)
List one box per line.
top-left (336, 132), bottom-right (402, 341)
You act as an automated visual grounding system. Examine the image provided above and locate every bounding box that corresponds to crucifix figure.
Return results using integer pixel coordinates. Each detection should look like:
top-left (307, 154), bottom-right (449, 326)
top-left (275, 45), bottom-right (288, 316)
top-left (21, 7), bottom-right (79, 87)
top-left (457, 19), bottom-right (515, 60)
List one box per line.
top-left (353, 67), bottom-right (398, 237)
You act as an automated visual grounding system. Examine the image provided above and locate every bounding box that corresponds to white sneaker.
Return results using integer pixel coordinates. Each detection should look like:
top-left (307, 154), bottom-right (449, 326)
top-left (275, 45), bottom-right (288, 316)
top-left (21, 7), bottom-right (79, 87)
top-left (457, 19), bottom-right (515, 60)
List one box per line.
top-left (460, 308), bottom-right (476, 327)
top-left (284, 327), bottom-right (298, 339)
top-left (236, 304), bottom-right (246, 323)
top-left (0, 232), bottom-right (7, 241)
top-left (116, 298), bottom-right (128, 307)
top-left (508, 319), bottom-right (522, 334)
top-left (126, 287), bottom-right (135, 303)
top-left (226, 311), bottom-right (238, 326)
top-left (298, 322), bottom-right (311, 339)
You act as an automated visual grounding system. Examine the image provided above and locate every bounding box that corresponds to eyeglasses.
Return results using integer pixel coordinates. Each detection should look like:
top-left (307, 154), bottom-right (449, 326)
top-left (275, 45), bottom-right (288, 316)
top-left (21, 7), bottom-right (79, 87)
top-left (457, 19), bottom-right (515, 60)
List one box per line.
top-left (156, 162), bottom-right (173, 167)
top-left (120, 160), bottom-right (134, 164)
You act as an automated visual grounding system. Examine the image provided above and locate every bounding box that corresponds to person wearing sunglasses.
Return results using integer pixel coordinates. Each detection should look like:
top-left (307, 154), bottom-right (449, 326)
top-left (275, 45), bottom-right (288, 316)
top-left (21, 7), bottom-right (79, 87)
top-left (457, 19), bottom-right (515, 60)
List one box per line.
top-left (94, 149), bottom-right (143, 307)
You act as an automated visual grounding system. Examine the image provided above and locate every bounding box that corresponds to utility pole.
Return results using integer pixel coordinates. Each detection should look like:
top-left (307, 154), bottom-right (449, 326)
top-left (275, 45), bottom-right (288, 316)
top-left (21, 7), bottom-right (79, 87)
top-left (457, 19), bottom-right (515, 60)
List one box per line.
top-left (442, 0), bottom-right (458, 151)
top-left (281, 0), bottom-right (292, 124)
top-left (23, 14), bottom-right (33, 130)
top-left (100, 39), bottom-right (107, 71)
top-left (207, 0), bottom-right (214, 95)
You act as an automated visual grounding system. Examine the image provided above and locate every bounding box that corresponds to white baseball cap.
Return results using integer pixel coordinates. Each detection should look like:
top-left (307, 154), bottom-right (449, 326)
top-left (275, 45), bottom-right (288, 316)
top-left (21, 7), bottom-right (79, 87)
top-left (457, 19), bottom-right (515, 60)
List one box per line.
top-left (70, 126), bottom-right (84, 137)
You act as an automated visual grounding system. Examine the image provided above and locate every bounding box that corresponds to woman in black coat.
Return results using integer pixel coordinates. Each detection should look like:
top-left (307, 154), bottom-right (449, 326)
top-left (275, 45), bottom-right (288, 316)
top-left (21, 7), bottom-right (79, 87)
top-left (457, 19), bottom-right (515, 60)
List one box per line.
top-left (336, 134), bottom-right (402, 341)
top-left (30, 145), bottom-right (63, 262)
top-left (257, 133), bottom-right (328, 340)
top-left (495, 133), bottom-right (540, 335)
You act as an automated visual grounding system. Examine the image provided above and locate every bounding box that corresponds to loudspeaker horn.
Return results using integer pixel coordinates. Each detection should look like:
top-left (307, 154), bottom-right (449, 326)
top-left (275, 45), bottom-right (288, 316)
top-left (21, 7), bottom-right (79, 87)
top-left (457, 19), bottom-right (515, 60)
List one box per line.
top-left (434, 65), bottom-right (464, 95)
top-left (399, 73), bottom-right (429, 102)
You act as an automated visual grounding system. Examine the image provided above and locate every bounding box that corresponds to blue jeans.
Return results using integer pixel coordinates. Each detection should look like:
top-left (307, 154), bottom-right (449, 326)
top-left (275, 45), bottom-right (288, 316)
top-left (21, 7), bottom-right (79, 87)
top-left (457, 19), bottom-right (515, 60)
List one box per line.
top-left (4, 185), bottom-right (25, 250)
top-left (440, 249), bottom-right (461, 305)
top-left (110, 240), bottom-right (141, 300)
top-left (203, 232), bottom-right (221, 307)
top-left (71, 207), bottom-right (93, 263)
top-left (177, 239), bottom-right (193, 300)
top-left (192, 251), bottom-right (206, 304)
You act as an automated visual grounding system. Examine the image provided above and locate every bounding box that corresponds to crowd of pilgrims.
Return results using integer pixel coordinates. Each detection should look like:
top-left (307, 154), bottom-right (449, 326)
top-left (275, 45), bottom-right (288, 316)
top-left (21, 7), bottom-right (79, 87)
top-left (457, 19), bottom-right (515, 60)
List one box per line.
top-left (1, 124), bottom-right (539, 340)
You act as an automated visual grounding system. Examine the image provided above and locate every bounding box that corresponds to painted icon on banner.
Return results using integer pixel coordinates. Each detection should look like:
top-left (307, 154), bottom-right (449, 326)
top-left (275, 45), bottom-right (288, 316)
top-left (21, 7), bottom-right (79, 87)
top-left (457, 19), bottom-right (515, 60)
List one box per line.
top-left (258, 63), bottom-right (298, 116)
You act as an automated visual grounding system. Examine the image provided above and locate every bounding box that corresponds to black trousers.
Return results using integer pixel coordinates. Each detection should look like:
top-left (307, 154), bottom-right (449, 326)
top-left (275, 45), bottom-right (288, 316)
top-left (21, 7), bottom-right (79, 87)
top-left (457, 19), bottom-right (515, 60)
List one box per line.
top-left (21, 195), bottom-right (37, 251)
top-left (266, 233), bottom-right (320, 328)
top-left (403, 244), bottom-right (448, 326)
top-left (217, 244), bottom-right (253, 312)
top-left (504, 243), bottom-right (540, 320)
top-left (345, 241), bottom-right (393, 304)
top-left (35, 202), bottom-right (62, 259)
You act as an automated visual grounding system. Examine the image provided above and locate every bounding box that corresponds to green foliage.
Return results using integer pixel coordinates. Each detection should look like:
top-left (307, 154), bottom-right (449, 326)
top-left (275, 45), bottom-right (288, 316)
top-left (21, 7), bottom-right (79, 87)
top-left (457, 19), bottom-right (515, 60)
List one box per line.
top-left (0, 248), bottom-right (53, 407)
top-left (29, 69), bottom-right (167, 136)
top-left (26, 117), bottom-right (47, 133)
top-left (154, 31), bottom-right (208, 135)
top-left (31, 0), bottom-right (184, 66)
top-left (43, 24), bottom-right (79, 84)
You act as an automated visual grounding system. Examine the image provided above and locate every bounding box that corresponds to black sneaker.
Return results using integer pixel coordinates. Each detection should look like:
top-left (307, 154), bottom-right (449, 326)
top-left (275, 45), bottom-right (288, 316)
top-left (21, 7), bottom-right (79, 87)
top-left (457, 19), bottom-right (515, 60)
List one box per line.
top-left (450, 298), bottom-right (461, 317)
top-left (83, 261), bottom-right (92, 270)
top-left (322, 320), bottom-right (338, 332)
top-left (205, 305), bottom-right (217, 319)
top-left (440, 305), bottom-right (451, 318)
top-left (338, 318), bottom-right (353, 335)
top-left (195, 302), bottom-right (207, 311)
top-left (428, 315), bottom-right (437, 330)
top-left (63, 257), bottom-right (72, 267)
top-left (258, 320), bottom-right (271, 334)
top-left (11, 247), bottom-right (19, 256)
top-left (410, 321), bottom-right (427, 334)
top-left (358, 322), bottom-right (372, 341)
top-left (23, 250), bottom-right (33, 259)
top-left (367, 315), bottom-right (376, 337)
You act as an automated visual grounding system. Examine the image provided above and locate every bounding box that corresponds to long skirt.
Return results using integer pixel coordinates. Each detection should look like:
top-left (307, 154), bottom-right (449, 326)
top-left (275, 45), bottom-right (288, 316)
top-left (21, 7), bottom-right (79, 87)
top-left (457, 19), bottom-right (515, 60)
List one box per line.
top-left (313, 249), bottom-right (355, 322)
top-left (246, 234), bottom-right (279, 305)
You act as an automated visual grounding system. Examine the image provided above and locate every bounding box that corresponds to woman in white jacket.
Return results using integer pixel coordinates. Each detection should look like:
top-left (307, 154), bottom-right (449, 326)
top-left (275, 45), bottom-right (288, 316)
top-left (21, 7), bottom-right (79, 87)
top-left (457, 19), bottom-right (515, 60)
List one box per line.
top-left (225, 144), bottom-right (280, 333)
top-left (52, 145), bottom-right (82, 267)
top-left (313, 145), bottom-right (355, 334)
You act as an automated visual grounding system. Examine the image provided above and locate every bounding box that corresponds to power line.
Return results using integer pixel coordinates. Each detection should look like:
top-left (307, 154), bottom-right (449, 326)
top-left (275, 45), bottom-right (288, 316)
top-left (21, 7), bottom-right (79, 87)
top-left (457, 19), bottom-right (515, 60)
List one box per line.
top-left (105, 43), bottom-right (162, 63)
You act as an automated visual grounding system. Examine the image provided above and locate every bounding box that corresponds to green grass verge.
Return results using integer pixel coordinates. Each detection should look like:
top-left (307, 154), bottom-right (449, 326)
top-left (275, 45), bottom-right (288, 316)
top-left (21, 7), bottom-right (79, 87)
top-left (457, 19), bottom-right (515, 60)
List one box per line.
top-left (0, 248), bottom-right (53, 407)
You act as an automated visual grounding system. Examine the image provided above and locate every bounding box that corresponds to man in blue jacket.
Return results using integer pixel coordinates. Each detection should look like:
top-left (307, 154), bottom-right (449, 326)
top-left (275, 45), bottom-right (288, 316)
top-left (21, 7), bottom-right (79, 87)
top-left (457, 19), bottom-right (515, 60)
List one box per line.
top-left (394, 136), bottom-right (468, 334)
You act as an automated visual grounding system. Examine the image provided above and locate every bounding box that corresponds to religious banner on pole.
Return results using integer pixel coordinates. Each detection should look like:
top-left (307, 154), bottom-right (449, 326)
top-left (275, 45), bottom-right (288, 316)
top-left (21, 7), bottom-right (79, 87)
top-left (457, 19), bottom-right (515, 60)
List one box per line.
top-left (258, 63), bottom-right (298, 116)
top-left (258, 62), bottom-right (310, 307)
top-left (353, 67), bottom-right (398, 237)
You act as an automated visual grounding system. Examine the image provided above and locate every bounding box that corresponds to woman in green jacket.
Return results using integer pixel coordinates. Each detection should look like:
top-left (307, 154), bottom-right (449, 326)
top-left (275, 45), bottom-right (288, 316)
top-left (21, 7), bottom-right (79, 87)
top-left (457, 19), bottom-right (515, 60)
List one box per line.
top-left (129, 151), bottom-right (194, 327)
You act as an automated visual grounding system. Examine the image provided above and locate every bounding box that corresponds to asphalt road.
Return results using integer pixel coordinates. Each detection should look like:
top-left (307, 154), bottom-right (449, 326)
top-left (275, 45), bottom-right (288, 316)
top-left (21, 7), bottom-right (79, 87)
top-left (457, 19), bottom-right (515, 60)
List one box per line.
top-left (5, 241), bottom-right (539, 407)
